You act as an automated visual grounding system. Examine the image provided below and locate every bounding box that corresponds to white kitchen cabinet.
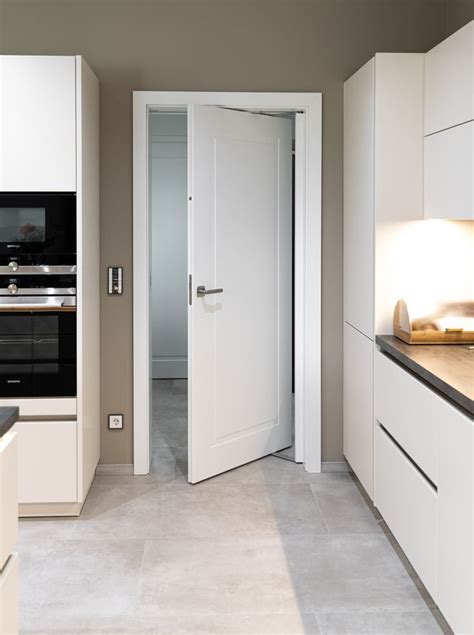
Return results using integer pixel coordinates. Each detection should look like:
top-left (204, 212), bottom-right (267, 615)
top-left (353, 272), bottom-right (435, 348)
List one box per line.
top-left (0, 56), bottom-right (76, 192)
top-left (0, 430), bottom-right (17, 571)
top-left (424, 21), bottom-right (473, 136)
top-left (0, 55), bottom-right (100, 517)
top-left (343, 58), bottom-right (375, 337)
top-left (437, 402), bottom-right (473, 635)
top-left (0, 553), bottom-right (18, 635)
top-left (343, 323), bottom-right (374, 498)
top-left (16, 420), bottom-right (77, 504)
top-left (424, 121), bottom-right (473, 219)
top-left (374, 423), bottom-right (438, 600)
top-left (375, 351), bottom-right (438, 484)
top-left (343, 53), bottom-right (424, 499)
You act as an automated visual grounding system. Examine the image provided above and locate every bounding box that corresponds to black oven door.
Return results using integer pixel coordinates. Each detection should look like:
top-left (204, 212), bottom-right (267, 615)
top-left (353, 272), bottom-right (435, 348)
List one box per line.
top-left (0, 193), bottom-right (76, 266)
top-left (0, 310), bottom-right (76, 397)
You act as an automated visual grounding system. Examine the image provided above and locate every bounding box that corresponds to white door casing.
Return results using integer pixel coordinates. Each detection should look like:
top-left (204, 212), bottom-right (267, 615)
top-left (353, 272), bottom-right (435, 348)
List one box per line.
top-left (133, 92), bottom-right (322, 476)
top-left (188, 105), bottom-right (293, 483)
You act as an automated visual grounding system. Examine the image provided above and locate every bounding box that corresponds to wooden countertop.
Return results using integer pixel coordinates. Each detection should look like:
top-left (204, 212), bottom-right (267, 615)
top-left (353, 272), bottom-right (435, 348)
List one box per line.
top-left (376, 335), bottom-right (474, 418)
top-left (0, 407), bottom-right (19, 438)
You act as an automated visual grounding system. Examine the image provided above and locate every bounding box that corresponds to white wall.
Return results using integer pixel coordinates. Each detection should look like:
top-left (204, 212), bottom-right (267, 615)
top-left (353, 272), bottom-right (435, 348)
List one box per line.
top-left (150, 113), bottom-right (188, 379)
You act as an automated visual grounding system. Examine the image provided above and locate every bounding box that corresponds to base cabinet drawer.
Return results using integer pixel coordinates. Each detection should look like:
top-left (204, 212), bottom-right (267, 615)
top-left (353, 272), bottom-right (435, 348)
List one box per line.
top-left (375, 351), bottom-right (438, 484)
top-left (0, 431), bottom-right (17, 571)
top-left (0, 553), bottom-right (18, 635)
top-left (17, 420), bottom-right (77, 504)
top-left (375, 424), bottom-right (437, 599)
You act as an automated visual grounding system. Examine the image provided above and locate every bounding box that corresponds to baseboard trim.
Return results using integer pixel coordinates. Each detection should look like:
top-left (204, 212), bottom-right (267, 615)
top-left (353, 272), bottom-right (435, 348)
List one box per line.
top-left (321, 460), bottom-right (351, 473)
top-left (95, 463), bottom-right (134, 475)
top-left (19, 502), bottom-right (82, 518)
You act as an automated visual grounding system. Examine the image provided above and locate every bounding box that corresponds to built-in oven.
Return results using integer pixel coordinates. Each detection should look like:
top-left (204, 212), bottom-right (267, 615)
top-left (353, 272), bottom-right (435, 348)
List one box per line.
top-left (0, 192), bottom-right (76, 268)
top-left (0, 275), bottom-right (76, 397)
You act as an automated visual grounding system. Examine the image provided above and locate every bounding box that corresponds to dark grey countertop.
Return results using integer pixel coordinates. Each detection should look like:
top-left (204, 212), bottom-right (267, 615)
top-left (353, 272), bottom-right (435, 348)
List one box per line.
top-left (0, 407), bottom-right (19, 438)
top-left (376, 335), bottom-right (474, 418)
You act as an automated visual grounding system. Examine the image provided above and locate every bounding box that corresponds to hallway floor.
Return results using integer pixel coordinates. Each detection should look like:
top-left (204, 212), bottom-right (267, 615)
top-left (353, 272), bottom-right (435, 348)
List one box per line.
top-left (18, 381), bottom-right (450, 634)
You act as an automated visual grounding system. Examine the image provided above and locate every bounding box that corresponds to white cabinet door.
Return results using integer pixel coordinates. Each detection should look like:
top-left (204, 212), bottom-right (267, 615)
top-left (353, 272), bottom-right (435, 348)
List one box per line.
top-left (0, 431), bottom-right (17, 571)
top-left (17, 420), bottom-right (77, 503)
top-left (188, 105), bottom-right (292, 483)
top-left (375, 424), bottom-right (437, 600)
top-left (0, 553), bottom-right (18, 635)
top-left (343, 322), bottom-right (374, 499)
top-left (0, 56), bottom-right (76, 192)
top-left (343, 59), bottom-right (375, 338)
top-left (424, 121), bottom-right (473, 219)
top-left (438, 405), bottom-right (473, 635)
top-left (424, 21), bottom-right (473, 136)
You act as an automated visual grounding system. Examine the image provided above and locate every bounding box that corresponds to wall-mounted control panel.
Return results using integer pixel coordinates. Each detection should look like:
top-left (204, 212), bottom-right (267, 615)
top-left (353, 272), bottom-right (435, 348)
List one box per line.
top-left (107, 266), bottom-right (123, 295)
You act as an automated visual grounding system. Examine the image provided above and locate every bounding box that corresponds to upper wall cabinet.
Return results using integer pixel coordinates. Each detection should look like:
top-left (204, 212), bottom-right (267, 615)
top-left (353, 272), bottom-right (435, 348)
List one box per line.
top-left (424, 121), bottom-right (473, 219)
top-left (424, 21), bottom-right (473, 136)
top-left (0, 56), bottom-right (76, 192)
top-left (424, 22), bottom-right (474, 219)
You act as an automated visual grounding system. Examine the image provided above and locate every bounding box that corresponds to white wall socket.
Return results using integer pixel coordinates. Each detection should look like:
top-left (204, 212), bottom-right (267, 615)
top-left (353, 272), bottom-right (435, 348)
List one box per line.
top-left (108, 414), bottom-right (123, 430)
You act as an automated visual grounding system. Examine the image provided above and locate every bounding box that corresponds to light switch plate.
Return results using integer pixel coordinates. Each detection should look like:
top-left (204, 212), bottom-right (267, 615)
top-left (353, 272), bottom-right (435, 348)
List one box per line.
top-left (108, 414), bottom-right (123, 430)
top-left (108, 267), bottom-right (123, 295)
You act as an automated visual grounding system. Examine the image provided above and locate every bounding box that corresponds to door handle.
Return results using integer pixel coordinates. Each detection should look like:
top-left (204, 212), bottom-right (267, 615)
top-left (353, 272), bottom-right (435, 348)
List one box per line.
top-left (197, 285), bottom-right (223, 297)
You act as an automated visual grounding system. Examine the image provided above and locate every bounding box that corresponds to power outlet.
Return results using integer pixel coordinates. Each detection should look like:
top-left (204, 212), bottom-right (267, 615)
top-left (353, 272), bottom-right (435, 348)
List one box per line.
top-left (108, 414), bottom-right (123, 430)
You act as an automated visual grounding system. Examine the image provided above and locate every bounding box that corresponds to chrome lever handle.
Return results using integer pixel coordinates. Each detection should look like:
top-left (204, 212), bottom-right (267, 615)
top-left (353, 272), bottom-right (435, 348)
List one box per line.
top-left (197, 285), bottom-right (223, 297)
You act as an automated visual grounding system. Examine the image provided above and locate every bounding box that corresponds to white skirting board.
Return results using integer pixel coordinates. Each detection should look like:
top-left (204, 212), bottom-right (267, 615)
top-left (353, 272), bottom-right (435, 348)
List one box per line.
top-left (97, 462), bottom-right (350, 476)
top-left (95, 464), bottom-right (134, 475)
top-left (321, 461), bottom-right (351, 473)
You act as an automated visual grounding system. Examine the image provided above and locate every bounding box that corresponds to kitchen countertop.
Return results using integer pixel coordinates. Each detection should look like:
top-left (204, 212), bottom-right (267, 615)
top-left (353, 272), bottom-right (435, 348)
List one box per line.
top-left (376, 335), bottom-right (474, 418)
top-left (0, 407), bottom-right (19, 438)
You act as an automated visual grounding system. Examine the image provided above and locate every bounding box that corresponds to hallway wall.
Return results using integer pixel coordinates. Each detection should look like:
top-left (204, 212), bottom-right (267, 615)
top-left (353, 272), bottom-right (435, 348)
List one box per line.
top-left (0, 0), bottom-right (451, 464)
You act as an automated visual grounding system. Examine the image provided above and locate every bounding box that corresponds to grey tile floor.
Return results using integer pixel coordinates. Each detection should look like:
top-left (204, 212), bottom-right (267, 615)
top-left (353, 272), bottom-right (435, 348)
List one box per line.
top-left (18, 380), bottom-right (451, 634)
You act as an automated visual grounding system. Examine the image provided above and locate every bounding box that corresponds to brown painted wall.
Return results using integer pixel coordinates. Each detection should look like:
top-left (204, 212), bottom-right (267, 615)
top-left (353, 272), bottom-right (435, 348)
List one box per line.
top-left (0, 0), bottom-right (449, 464)
top-left (446, 0), bottom-right (474, 34)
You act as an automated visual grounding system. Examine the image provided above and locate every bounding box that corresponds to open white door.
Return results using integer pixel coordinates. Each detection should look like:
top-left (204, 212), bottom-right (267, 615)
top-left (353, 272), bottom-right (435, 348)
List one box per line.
top-left (188, 105), bottom-right (293, 483)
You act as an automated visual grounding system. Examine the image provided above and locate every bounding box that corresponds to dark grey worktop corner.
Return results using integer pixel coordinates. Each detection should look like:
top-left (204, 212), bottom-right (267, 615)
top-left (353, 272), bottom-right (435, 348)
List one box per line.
top-left (0, 407), bottom-right (19, 439)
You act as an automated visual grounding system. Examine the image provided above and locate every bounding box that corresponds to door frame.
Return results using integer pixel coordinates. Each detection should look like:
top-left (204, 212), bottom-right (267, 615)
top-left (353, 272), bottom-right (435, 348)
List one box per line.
top-left (133, 91), bottom-right (322, 475)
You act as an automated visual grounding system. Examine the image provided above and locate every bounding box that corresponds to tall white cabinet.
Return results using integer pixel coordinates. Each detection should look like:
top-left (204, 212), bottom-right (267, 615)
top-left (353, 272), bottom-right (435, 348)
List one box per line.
top-left (0, 56), bottom-right (100, 516)
top-left (343, 53), bottom-right (424, 498)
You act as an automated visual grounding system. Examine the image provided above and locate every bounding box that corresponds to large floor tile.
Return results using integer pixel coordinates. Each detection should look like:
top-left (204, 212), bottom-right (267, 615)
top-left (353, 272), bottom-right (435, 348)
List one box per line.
top-left (74, 480), bottom-right (327, 539)
top-left (138, 536), bottom-right (305, 616)
top-left (309, 477), bottom-right (382, 534)
top-left (315, 609), bottom-right (449, 634)
top-left (18, 517), bottom-right (77, 544)
top-left (19, 539), bottom-right (145, 630)
top-left (79, 612), bottom-right (320, 634)
top-left (282, 534), bottom-right (431, 612)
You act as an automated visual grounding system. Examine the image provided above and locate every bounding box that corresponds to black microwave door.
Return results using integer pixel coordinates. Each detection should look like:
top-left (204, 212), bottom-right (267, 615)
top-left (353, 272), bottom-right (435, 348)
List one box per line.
top-left (0, 193), bottom-right (76, 259)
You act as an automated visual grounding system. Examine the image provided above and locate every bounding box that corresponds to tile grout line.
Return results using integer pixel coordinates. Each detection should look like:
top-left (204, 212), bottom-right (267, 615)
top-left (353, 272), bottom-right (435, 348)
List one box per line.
top-left (307, 483), bottom-right (330, 535)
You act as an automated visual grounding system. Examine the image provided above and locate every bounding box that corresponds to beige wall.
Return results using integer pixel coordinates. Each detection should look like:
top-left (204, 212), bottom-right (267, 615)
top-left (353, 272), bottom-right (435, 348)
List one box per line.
top-left (0, 0), bottom-right (452, 464)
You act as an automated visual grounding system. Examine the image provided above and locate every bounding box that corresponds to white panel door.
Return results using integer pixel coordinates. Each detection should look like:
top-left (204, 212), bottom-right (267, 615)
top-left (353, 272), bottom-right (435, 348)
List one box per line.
top-left (188, 105), bottom-right (292, 484)
top-left (0, 56), bottom-right (76, 192)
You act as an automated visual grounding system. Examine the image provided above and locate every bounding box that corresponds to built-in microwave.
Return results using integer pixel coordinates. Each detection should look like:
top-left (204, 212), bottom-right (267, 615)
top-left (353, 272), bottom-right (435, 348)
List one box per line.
top-left (0, 193), bottom-right (76, 267)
